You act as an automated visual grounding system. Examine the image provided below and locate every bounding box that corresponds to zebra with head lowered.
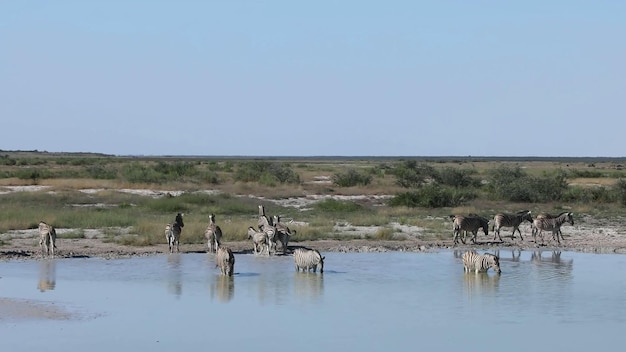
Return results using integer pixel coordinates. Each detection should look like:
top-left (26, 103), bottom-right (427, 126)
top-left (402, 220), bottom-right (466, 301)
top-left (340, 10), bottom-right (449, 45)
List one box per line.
top-left (38, 221), bottom-right (57, 257)
top-left (294, 248), bottom-right (325, 273)
top-left (216, 247), bottom-right (235, 276)
top-left (451, 215), bottom-right (489, 244)
top-left (204, 213), bottom-right (223, 253)
top-left (532, 212), bottom-right (574, 245)
top-left (492, 210), bottom-right (533, 241)
top-left (165, 213), bottom-right (184, 253)
top-left (462, 250), bottom-right (501, 274)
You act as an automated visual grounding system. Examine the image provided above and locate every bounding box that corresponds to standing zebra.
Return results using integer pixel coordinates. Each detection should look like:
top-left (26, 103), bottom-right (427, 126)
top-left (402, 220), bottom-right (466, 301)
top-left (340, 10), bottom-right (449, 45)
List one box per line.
top-left (273, 215), bottom-right (295, 254)
top-left (258, 212), bottom-right (277, 254)
top-left (452, 215), bottom-right (489, 244)
top-left (462, 250), bottom-right (501, 274)
top-left (532, 212), bottom-right (574, 245)
top-left (492, 210), bottom-right (533, 241)
top-left (294, 248), bottom-right (325, 273)
top-left (204, 213), bottom-right (223, 253)
top-left (534, 213), bottom-right (564, 242)
top-left (216, 247), bottom-right (235, 276)
top-left (165, 213), bottom-right (184, 253)
top-left (38, 221), bottom-right (57, 257)
top-left (247, 226), bottom-right (268, 255)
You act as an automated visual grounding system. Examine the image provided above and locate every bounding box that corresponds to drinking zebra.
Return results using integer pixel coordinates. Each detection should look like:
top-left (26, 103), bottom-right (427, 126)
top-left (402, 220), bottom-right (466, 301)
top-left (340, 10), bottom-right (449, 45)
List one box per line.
top-left (216, 247), bottom-right (235, 276)
top-left (462, 250), bottom-right (501, 274)
top-left (38, 221), bottom-right (57, 257)
top-left (492, 210), bottom-right (533, 241)
top-left (294, 248), bottom-right (325, 273)
top-left (532, 212), bottom-right (574, 245)
top-left (452, 215), bottom-right (489, 244)
top-left (247, 226), bottom-right (268, 255)
top-left (165, 213), bottom-right (184, 253)
top-left (204, 213), bottom-right (223, 253)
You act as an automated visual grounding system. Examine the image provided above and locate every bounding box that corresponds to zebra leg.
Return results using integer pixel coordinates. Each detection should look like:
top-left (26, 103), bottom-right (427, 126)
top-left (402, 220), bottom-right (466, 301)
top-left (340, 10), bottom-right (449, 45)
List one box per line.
top-left (493, 228), bottom-right (503, 242)
top-left (515, 227), bottom-right (524, 241)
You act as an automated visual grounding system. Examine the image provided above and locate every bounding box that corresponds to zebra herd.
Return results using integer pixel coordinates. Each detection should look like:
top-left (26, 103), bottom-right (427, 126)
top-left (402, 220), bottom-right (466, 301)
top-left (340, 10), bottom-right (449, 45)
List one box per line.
top-left (450, 210), bottom-right (575, 246)
top-left (32, 208), bottom-right (573, 279)
top-left (161, 206), bottom-right (319, 276)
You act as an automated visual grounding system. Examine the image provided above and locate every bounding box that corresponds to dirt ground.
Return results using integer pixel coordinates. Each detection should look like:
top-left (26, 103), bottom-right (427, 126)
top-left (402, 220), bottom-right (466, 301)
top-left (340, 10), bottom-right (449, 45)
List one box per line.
top-left (2, 213), bottom-right (626, 261)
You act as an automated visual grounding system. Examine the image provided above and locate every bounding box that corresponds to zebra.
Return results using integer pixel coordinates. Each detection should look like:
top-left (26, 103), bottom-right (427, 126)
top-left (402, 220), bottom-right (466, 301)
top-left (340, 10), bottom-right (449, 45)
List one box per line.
top-left (216, 247), bottom-right (235, 276)
top-left (452, 215), bottom-right (489, 244)
top-left (273, 215), bottom-right (295, 254)
top-left (462, 250), bottom-right (501, 274)
top-left (258, 205), bottom-right (274, 230)
top-left (38, 221), bottom-right (57, 257)
top-left (532, 212), bottom-right (574, 245)
top-left (492, 210), bottom-right (533, 241)
top-left (534, 213), bottom-right (565, 242)
top-left (258, 212), bottom-right (277, 254)
top-left (247, 226), bottom-right (269, 255)
top-left (165, 213), bottom-right (184, 253)
top-left (204, 213), bottom-right (223, 253)
top-left (294, 248), bottom-right (325, 273)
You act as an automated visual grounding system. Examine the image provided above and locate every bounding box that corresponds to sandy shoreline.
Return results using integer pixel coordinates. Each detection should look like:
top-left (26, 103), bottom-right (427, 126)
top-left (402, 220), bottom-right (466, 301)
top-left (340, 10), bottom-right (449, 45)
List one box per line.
top-left (2, 221), bottom-right (626, 261)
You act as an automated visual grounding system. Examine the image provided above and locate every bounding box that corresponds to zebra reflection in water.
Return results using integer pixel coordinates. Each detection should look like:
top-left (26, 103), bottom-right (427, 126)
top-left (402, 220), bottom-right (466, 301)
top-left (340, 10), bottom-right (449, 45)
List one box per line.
top-left (37, 259), bottom-right (56, 292)
top-left (166, 253), bottom-right (182, 297)
top-left (207, 275), bottom-right (235, 303)
top-left (531, 251), bottom-right (574, 271)
top-left (294, 271), bottom-right (324, 303)
top-left (463, 271), bottom-right (501, 297)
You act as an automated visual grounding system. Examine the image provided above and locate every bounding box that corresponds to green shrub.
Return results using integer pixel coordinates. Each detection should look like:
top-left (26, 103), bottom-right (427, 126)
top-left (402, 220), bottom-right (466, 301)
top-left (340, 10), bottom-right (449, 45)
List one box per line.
top-left (488, 166), bottom-right (569, 203)
top-left (332, 169), bottom-right (372, 187)
top-left (563, 186), bottom-right (615, 203)
top-left (615, 179), bottom-right (626, 206)
top-left (389, 184), bottom-right (475, 208)
top-left (392, 161), bottom-right (436, 188)
top-left (234, 161), bottom-right (300, 185)
top-left (434, 167), bottom-right (480, 188)
top-left (86, 165), bottom-right (118, 179)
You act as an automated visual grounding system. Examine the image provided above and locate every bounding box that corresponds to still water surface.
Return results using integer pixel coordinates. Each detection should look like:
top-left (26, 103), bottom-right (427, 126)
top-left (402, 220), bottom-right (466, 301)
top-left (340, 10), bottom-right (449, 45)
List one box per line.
top-left (2, 250), bottom-right (626, 351)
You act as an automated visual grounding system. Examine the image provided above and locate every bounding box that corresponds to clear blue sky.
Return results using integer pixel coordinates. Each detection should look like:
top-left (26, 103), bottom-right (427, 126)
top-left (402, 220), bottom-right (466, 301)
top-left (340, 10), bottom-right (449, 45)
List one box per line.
top-left (2, 1), bottom-right (624, 157)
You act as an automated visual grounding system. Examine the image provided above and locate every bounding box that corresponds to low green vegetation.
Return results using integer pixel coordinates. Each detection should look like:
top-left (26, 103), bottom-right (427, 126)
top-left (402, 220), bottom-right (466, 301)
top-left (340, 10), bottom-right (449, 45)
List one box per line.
top-left (1, 151), bottom-right (626, 247)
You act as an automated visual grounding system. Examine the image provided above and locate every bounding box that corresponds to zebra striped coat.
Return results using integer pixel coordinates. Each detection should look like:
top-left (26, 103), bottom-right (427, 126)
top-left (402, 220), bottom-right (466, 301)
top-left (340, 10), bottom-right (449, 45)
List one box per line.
top-left (204, 213), bottom-right (223, 253)
top-left (294, 248), bottom-right (324, 273)
top-left (273, 215), bottom-right (294, 254)
top-left (462, 251), bottom-right (501, 274)
top-left (216, 247), bottom-right (235, 276)
top-left (532, 212), bottom-right (574, 244)
top-left (452, 215), bottom-right (489, 244)
top-left (492, 210), bottom-right (533, 241)
top-left (534, 213), bottom-right (564, 242)
top-left (38, 221), bottom-right (57, 257)
top-left (165, 213), bottom-right (184, 253)
top-left (247, 227), bottom-right (268, 255)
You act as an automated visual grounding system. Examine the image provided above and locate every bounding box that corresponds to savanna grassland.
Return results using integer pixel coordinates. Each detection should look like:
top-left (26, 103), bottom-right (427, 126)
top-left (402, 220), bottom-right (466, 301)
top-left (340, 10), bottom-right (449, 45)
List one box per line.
top-left (2, 151), bottom-right (626, 259)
